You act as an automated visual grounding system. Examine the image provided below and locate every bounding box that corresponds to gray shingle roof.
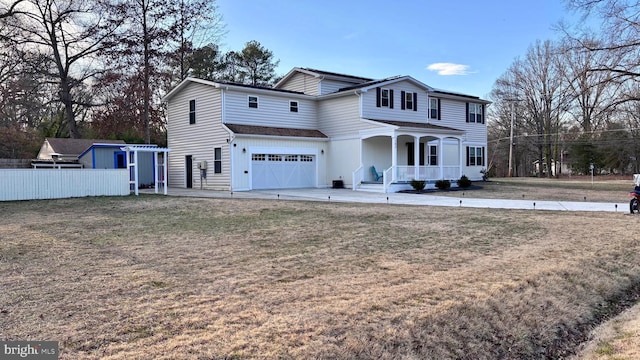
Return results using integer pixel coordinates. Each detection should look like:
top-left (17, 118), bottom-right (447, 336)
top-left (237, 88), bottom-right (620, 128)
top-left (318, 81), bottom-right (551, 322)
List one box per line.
top-left (225, 124), bottom-right (328, 138)
top-left (367, 119), bottom-right (463, 132)
top-left (45, 138), bottom-right (126, 156)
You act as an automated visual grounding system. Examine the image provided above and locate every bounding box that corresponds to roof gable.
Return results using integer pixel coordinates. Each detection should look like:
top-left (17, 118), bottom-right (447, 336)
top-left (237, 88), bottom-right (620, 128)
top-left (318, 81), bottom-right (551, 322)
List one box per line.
top-left (163, 77), bottom-right (308, 103)
top-left (338, 76), bottom-right (434, 93)
top-left (275, 67), bottom-right (373, 90)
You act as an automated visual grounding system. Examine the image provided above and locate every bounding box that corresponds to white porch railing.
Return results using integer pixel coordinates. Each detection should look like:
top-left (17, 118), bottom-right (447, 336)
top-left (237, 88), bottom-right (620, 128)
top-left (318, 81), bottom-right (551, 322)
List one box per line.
top-left (394, 165), bottom-right (460, 182)
top-left (383, 167), bottom-right (393, 193)
top-left (352, 165), bottom-right (363, 190)
top-left (352, 164), bottom-right (462, 192)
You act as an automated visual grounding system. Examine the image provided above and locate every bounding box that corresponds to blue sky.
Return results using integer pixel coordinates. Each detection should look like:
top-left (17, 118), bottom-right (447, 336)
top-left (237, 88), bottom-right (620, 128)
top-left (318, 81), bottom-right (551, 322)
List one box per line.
top-left (217, 0), bottom-right (583, 99)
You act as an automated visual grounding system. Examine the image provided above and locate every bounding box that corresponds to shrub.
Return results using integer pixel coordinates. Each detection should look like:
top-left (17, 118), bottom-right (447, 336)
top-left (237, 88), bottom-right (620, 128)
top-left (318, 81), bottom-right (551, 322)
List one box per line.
top-left (410, 179), bottom-right (426, 191)
top-left (435, 179), bottom-right (451, 190)
top-left (480, 168), bottom-right (489, 181)
top-left (457, 175), bottom-right (472, 189)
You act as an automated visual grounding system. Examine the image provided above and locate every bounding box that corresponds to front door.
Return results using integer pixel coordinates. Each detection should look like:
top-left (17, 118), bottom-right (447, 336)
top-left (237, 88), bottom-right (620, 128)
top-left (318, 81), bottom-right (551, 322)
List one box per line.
top-left (186, 155), bottom-right (193, 188)
top-left (114, 151), bottom-right (126, 169)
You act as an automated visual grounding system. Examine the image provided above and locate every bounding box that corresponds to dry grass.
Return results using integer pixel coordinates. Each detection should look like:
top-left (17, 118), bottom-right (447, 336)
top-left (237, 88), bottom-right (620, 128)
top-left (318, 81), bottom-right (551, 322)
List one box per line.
top-left (1, 188), bottom-right (640, 359)
top-left (439, 177), bottom-right (634, 203)
top-left (572, 303), bottom-right (640, 360)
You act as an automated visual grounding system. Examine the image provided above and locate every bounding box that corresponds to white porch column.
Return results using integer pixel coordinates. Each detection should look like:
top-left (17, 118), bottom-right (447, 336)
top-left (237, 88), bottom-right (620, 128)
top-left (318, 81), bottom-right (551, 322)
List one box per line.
top-left (133, 150), bottom-right (139, 196)
top-left (439, 137), bottom-right (444, 180)
top-left (391, 135), bottom-right (397, 183)
top-left (459, 139), bottom-right (465, 178)
top-left (154, 152), bottom-right (158, 194)
top-left (163, 151), bottom-right (168, 195)
top-left (414, 136), bottom-right (420, 180)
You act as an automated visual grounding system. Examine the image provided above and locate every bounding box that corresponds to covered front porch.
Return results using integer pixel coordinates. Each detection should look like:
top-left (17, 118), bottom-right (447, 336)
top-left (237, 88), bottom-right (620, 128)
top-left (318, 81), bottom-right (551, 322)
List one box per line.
top-left (352, 122), bottom-right (465, 192)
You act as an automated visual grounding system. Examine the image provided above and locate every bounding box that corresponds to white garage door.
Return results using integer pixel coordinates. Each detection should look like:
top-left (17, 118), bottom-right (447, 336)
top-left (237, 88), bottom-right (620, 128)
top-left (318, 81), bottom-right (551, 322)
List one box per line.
top-left (252, 154), bottom-right (316, 189)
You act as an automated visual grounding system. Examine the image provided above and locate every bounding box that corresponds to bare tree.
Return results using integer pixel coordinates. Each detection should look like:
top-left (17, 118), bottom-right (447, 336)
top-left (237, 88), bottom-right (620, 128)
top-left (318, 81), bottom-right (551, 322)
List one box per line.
top-left (0, 0), bottom-right (26, 20)
top-left (558, 36), bottom-right (622, 134)
top-left (492, 40), bottom-right (569, 177)
top-left (1, 0), bottom-right (124, 138)
top-left (565, 0), bottom-right (640, 85)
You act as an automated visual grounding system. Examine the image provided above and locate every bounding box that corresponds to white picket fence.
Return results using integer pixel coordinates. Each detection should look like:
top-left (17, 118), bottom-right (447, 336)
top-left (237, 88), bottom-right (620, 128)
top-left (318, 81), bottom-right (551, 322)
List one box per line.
top-left (0, 169), bottom-right (130, 201)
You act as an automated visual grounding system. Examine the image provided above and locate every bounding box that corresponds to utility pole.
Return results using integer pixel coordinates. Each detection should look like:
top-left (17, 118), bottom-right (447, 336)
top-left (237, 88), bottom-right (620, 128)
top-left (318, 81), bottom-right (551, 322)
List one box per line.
top-left (508, 103), bottom-right (515, 177)
top-left (506, 98), bottom-right (522, 177)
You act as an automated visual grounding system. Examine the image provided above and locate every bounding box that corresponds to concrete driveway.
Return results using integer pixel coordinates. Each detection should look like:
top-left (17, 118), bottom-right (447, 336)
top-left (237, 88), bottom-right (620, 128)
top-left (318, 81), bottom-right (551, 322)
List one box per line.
top-left (152, 187), bottom-right (630, 213)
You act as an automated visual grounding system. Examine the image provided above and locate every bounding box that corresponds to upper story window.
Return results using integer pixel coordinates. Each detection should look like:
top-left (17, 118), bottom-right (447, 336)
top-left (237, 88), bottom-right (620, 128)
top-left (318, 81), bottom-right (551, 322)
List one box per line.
top-left (189, 99), bottom-right (196, 124)
top-left (290, 101), bottom-right (298, 112)
top-left (214, 147), bottom-right (222, 174)
top-left (381, 89), bottom-right (390, 107)
top-left (467, 103), bottom-right (484, 123)
top-left (376, 87), bottom-right (393, 108)
top-left (248, 96), bottom-right (258, 108)
top-left (401, 91), bottom-right (417, 111)
top-left (430, 98), bottom-right (440, 120)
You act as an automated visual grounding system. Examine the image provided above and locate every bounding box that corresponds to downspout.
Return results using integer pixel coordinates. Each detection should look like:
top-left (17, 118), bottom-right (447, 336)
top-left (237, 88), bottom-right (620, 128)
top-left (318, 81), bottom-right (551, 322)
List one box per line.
top-left (220, 86), bottom-right (234, 191)
top-left (355, 90), bottom-right (364, 186)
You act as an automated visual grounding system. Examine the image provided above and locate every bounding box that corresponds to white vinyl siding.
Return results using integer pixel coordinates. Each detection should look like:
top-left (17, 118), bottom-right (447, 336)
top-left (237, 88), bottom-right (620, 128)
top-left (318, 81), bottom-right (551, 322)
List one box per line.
top-left (362, 80), bottom-right (427, 122)
top-left (319, 79), bottom-right (358, 95)
top-left (166, 82), bottom-right (230, 190)
top-left (276, 72), bottom-right (321, 95)
top-left (224, 90), bottom-right (316, 129)
top-left (326, 138), bottom-right (361, 186)
top-left (438, 98), bottom-right (487, 143)
top-left (317, 95), bottom-right (377, 138)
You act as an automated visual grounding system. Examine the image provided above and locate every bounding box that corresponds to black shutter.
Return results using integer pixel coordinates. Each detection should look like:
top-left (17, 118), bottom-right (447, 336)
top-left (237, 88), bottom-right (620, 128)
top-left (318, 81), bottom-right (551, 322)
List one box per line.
top-left (419, 143), bottom-right (425, 165)
top-left (401, 91), bottom-right (406, 110)
top-left (466, 103), bottom-right (469, 123)
top-left (376, 87), bottom-right (381, 107)
top-left (413, 92), bottom-right (418, 111)
top-left (407, 142), bottom-right (414, 166)
top-left (466, 147), bottom-right (470, 166)
top-left (481, 104), bottom-right (485, 124)
top-left (389, 89), bottom-right (394, 109)
top-left (437, 99), bottom-right (441, 120)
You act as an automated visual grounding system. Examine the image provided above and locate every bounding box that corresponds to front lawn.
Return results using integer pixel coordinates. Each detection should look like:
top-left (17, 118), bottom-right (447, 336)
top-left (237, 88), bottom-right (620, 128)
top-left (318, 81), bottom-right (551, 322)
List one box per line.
top-left (1, 196), bottom-right (639, 359)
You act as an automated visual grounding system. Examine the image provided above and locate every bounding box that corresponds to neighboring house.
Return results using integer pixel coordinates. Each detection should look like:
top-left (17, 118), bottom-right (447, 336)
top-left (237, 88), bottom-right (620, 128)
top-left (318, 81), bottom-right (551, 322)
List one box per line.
top-left (163, 67), bottom-right (491, 192)
top-left (34, 138), bottom-right (160, 186)
top-left (37, 138), bottom-right (126, 161)
top-left (533, 158), bottom-right (572, 177)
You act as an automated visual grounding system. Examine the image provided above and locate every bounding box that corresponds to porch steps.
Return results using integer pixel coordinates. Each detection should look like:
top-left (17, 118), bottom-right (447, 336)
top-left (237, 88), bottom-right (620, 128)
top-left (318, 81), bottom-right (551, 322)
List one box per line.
top-left (356, 183), bottom-right (385, 193)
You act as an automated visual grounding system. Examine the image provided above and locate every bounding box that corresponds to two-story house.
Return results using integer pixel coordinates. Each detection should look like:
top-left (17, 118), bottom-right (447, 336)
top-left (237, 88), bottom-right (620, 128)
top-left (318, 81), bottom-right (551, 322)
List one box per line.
top-left (162, 67), bottom-right (490, 192)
